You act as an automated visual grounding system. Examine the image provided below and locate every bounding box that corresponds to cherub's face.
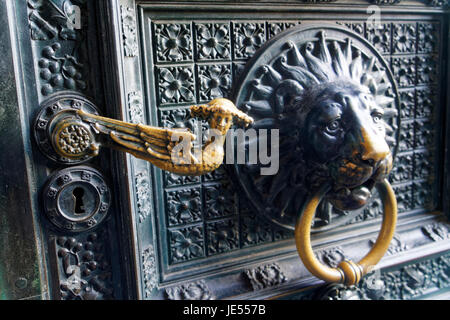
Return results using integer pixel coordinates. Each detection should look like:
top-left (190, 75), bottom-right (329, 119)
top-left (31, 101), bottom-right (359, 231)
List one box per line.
top-left (209, 113), bottom-right (233, 135)
top-left (303, 83), bottom-right (393, 210)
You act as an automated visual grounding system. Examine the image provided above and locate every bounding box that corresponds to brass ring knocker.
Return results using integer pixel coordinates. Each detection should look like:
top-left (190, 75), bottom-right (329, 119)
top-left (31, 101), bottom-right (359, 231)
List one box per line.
top-left (295, 179), bottom-right (397, 286)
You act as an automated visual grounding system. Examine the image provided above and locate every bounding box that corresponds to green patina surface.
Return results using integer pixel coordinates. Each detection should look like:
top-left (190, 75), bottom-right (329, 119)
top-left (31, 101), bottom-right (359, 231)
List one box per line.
top-left (0, 0), bottom-right (42, 300)
top-left (0, 263), bottom-right (7, 300)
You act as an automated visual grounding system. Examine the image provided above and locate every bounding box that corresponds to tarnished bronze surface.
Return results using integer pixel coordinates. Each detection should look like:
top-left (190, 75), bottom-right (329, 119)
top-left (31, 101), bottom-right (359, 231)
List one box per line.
top-left (3, 0), bottom-right (449, 301)
top-left (34, 25), bottom-right (399, 286)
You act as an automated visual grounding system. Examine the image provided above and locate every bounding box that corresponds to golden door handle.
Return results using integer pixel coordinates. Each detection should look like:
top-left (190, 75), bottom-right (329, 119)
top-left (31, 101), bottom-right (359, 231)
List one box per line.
top-left (34, 93), bottom-right (253, 175)
top-left (295, 179), bottom-right (397, 286)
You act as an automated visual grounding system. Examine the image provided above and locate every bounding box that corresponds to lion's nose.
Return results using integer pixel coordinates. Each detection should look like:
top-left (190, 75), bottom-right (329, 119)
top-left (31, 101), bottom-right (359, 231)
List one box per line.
top-left (360, 127), bottom-right (390, 164)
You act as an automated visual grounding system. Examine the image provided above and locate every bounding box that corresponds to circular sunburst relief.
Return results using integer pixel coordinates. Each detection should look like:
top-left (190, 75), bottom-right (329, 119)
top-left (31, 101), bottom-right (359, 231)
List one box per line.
top-left (231, 24), bottom-right (400, 232)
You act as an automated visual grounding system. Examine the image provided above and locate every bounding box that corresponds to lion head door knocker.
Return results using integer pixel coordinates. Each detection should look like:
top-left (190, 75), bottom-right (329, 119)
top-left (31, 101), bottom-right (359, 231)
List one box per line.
top-left (232, 24), bottom-right (400, 285)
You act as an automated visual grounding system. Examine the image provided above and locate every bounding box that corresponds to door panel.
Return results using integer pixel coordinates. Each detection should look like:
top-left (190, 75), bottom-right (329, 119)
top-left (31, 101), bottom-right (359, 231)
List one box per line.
top-left (133, 2), bottom-right (447, 298)
top-left (1, 0), bottom-right (450, 300)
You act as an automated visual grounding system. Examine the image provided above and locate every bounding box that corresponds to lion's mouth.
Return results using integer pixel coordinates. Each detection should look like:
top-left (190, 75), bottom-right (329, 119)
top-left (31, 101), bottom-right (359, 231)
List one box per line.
top-left (330, 178), bottom-right (375, 211)
top-left (350, 183), bottom-right (373, 203)
top-left (327, 156), bottom-right (392, 211)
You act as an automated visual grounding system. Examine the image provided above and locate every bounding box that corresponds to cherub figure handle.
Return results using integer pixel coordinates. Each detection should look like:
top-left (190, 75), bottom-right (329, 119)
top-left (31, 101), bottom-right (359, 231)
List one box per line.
top-left (34, 94), bottom-right (253, 175)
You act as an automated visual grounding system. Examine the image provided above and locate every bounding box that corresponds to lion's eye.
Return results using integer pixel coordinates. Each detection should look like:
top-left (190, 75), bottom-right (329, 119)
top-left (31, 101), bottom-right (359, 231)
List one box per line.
top-left (371, 111), bottom-right (383, 123)
top-left (325, 119), bottom-right (341, 135)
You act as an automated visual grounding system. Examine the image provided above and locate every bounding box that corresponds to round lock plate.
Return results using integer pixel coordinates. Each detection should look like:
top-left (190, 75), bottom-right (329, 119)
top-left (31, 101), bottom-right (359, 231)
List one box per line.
top-left (43, 166), bottom-right (110, 232)
top-left (34, 91), bottom-right (100, 165)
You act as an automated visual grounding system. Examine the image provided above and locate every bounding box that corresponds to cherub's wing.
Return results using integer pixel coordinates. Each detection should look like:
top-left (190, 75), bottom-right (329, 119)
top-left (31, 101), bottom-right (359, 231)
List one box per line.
top-left (111, 125), bottom-right (198, 164)
top-left (78, 110), bottom-right (197, 163)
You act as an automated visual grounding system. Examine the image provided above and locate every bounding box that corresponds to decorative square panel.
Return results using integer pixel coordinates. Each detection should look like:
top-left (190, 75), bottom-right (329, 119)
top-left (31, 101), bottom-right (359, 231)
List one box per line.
top-left (240, 213), bottom-right (273, 248)
top-left (195, 22), bottom-right (231, 61)
top-left (157, 66), bottom-right (196, 105)
top-left (197, 63), bottom-right (232, 102)
top-left (366, 23), bottom-right (391, 54)
top-left (392, 183), bottom-right (413, 213)
top-left (154, 22), bottom-right (193, 62)
top-left (169, 225), bottom-right (205, 263)
top-left (202, 164), bottom-right (228, 182)
top-left (233, 22), bottom-right (266, 60)
top-left (206, 218), bottom-right (239, 255)
top-left (399, 90), bottom-right (415, 120)
top-left (391, 57), bottom-right (416, 87)
top-left (415, 119), bottom-right (434, 149)
top-left (393, 23), bottom-right (416, 54)
top-left (416, 56), bottom-right (438, 85)
top-left (38, 43), bottom-right (88, 96)
top-left (414, 151), bottom-right (434, 180)
top-left (416, 88), bottom-right (435, 119)
top-left (203, 182), bottom-right (237, 219)
top-left (342, 22), bottom-right (364, 37)
top-left (159, 107), bottom-right (204, 187)
top-left (389, 153), bottom-right (413, 184)
top-left (398, 121), bottom-right (415, 152)
top-left (166, 187), bottom-right (202, 226)
top-left (418, 22), bottom-right (439, 54)
top-left (159, 106), bottom-right (205, 144)
top-left (55, 232), bottom-right (114, 300)
top-left (164, 172), bottom-right (200, 188)
top-left (267, 22), bottom-right (298, 39)
top-left (412, 181), bottom-right (434, 211)
top-left (159, 107), bottom-right (198, 130)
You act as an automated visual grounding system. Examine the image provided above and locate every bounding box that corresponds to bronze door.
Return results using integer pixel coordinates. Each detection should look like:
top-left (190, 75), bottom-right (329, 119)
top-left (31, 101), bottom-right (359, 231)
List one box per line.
top-left (1, 0), bottom-right (450, 300)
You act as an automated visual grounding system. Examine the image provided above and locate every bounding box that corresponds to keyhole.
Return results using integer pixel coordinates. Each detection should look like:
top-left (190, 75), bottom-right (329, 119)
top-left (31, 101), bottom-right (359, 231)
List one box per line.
top-left (72, 187), bottom-right (85, 214)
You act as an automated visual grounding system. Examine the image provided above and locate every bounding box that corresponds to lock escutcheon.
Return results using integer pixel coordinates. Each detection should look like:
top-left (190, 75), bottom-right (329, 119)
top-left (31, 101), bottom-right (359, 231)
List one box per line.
top-left (42, 166), bottom-right (110, 232)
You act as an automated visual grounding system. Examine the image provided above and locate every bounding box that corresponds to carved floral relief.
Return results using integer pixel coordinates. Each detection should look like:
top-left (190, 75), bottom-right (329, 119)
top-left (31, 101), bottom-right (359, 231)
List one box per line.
top-left (56, 232), bottom-right (114, 300)
top-left (195, 23), bottom-right (231, 61)
top-left (155, 22), bottom-right (193, 62)
top-left (169, 226), bottom-right (205, 263)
